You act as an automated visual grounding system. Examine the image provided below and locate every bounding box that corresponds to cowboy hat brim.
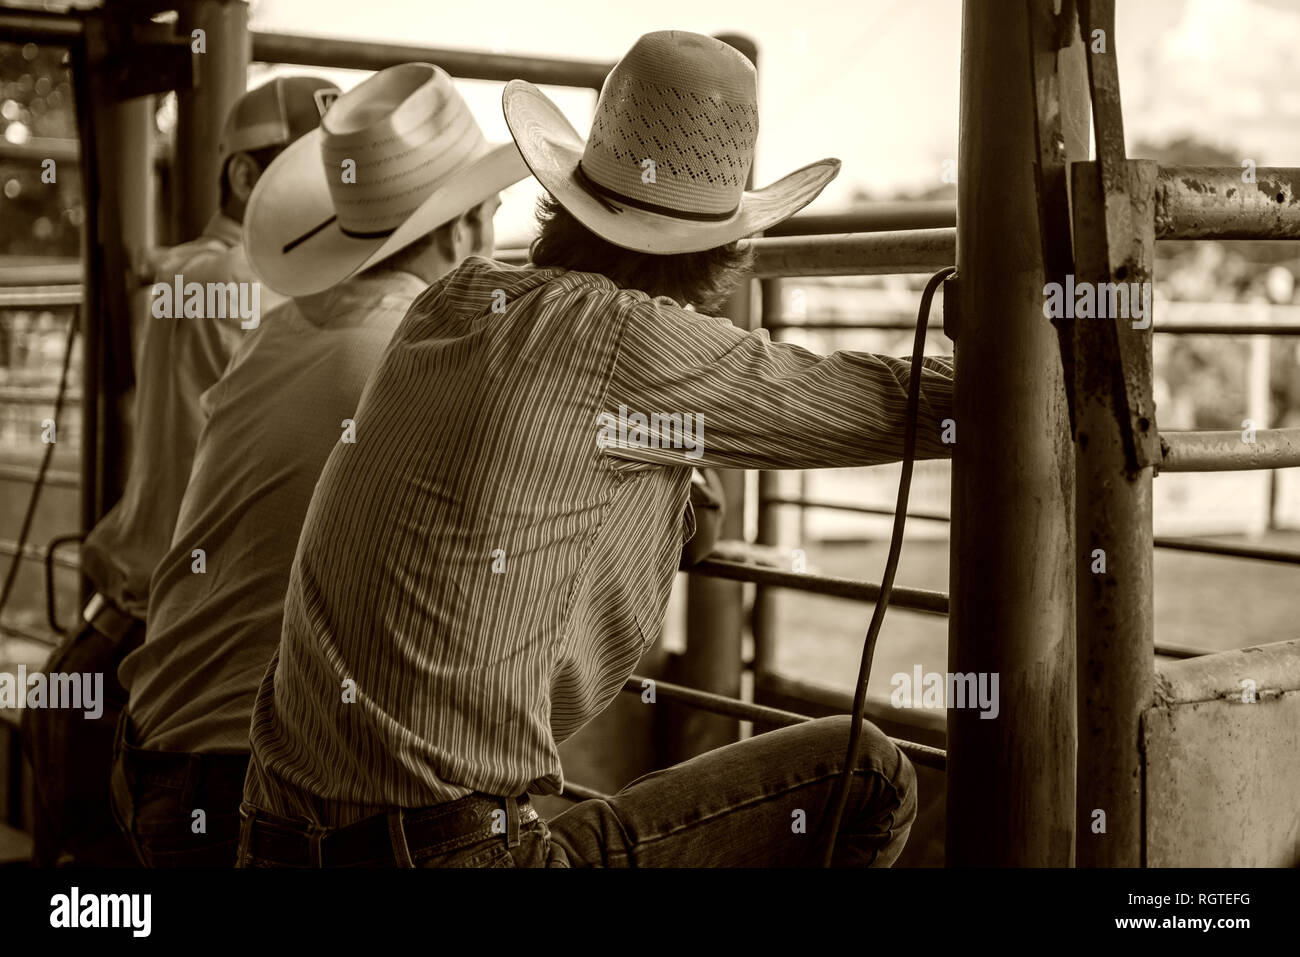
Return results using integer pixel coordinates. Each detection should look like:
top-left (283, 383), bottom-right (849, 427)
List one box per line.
top-left (246, 132), bottom-right (530, 298)
top-left (502, 79), bottom-right (840, 255)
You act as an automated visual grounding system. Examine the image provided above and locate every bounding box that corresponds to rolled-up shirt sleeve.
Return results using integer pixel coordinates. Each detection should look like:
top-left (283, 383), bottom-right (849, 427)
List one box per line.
top-left (601, 298), bottom-right (955, 470)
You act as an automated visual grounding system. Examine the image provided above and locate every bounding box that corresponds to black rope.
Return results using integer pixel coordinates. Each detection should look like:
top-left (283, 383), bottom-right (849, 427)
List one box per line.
top-left (0, 305), bottom-right (80, 622)
top-left (819, 265), bottom-right (956, 867)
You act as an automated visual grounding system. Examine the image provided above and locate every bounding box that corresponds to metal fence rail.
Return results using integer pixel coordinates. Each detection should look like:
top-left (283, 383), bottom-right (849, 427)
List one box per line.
top-left (694, 556), bottom-right (950, 615)
top-left (497, 229), bottom-right (959, 278)
top-left (762, 497), bottom-right (1300, 565)
top-left (251, 31), bottom-right (613, 89)
top-left (623, 674), bottom-right (948, 771)
top-left (1160, 428), bottom-right (1300, 472)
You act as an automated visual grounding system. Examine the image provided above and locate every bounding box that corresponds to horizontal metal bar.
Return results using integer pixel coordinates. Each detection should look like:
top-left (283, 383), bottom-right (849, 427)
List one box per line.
top-left (0, 9), bottom-right (83, 44)
top-left (0, 464), bottom-right (79, 489)
top-left (767, 319), bottom-right (1300, 336)
top-left (0, 261), bottom-right (81, 287)
top-left (1152, 642), bottom-right (1208, 660)
top-left (755, 670), bottom-right (948, 741)
top-left (1154, 537), bottom-right (1300, 564)
top-left (0, 285), bottom-right (82, 307)
top-left (761, 496), bottom-right (951, 522)
top-left (625, 674), bottom-right (947, 770)
top-left (1155, 166), bottom-right (1300, 240)
top-left (763, 498), bottom-right (1300, 565)
top-left (1150, 324), bottom-right (1300, 336)
top-left (1159, 428), bottom-right (1300, 472)
top-left (558, 782), bottom-right (612, 803)
top-left (0, 387), bottom-right (82, 404)
top-left (768, 322), bottom-right (936, 333)
top-left (497, 230), bottom-right (958, 278)
top-left (747, 229), bottom-right (956, 278)
top-left (764, 201), bottom-right (956, 236)
top-left (0, 137), bottom-right (79, 164)
top-left (692, 557), bottom-right (950, 615)
top-left (0, 538), bottom-right (79, 572)
top-left (251, 31), bottom-right (612, 89)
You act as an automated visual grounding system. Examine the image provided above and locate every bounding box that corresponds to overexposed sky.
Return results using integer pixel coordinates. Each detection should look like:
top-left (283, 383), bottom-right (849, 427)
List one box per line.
top-left (246, 0), bottom-right (1300, 242)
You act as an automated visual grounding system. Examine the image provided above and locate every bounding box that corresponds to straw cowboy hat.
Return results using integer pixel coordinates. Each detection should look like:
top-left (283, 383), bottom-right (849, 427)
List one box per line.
top-left (503, 31), bottom-right (841, 255)
top-left (247, 63), bottom-right (529, 297)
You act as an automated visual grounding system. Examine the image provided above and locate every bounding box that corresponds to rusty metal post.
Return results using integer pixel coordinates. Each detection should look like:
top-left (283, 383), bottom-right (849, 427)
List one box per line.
top-left (174, 0), bottom-right (248, 239)
top-left (1072, 159), bottom-right (1158, 867)
top-left (946, 0), bottom-right (1083, 866)
top-left (73, 13), bottom-right (160, 550)
top-left (664, 33), bottom-right (757, 761)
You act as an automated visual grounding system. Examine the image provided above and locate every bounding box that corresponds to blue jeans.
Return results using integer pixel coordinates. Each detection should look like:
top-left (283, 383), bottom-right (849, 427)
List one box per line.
top-left (21, 617), bottom-right (144, 867)
top-left (109, 714), bottom-right (250, 867)
top-left (237, 716), bottom-right (916, 868)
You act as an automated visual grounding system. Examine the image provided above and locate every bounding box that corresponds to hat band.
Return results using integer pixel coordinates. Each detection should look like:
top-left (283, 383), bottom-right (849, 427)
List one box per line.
top-left (281, 215), bottom-right (395, 254)
top-left (575, 161), bottom-right (738, 223)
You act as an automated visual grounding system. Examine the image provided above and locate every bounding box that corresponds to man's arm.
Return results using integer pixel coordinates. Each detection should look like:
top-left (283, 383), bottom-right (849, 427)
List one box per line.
top-left (602, 298), bottom-right (954, 470)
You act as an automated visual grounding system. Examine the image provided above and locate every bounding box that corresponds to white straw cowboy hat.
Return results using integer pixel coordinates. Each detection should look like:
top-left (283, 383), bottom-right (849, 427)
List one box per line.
top-left (247, 63), bottom-right (529, 297)
top-left (503, 30), bottom-right (840, 255)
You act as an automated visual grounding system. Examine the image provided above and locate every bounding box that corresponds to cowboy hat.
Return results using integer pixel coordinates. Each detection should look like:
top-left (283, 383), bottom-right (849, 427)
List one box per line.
top-left (247, 63), bottom-right (529, 297)
top-left (502, 31), bottom-right (840, 255)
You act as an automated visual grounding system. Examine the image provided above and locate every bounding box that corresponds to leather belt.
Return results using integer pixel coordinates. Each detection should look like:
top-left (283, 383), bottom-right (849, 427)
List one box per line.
top-left (82, 592), bottom-right (140, 644)
top-left (243, 793), bottom-right (538, 867)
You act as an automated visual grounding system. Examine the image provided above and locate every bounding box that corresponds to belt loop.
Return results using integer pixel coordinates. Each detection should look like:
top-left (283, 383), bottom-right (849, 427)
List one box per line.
top-left (388, 808), bottom-right (414, 867)
top-left (111, 709), bottom-right (129, 769)
top-left (308, 827), bottom-right (324, 868)
top-left (505, 796), bottom-right (520, 849)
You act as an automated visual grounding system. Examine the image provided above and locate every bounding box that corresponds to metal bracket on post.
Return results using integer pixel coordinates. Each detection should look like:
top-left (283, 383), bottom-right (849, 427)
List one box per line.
top-left (940, 273), bottom-right (959, 342)
top-left (1077, 0), bottom-right (1160, 471)
top-left (84, 4), bottom-right (195, 103)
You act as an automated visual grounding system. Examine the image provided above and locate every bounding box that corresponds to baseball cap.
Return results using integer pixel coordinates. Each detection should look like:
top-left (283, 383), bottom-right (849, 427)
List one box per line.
top-left (218, 75), bottom-right (342, 166)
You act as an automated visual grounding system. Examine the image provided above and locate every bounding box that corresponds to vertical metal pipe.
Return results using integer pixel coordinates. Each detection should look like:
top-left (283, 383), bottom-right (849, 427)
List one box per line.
top-left (73, 17), bottom-right (159, 550)
top-left (1071, 159), bottom-right (1157, 867)
top-left (174, 0), bottom-right (248, 239)
top-left (946, 0), bottom-right (1080, 866)
top-left (70, 33), bottom-right (101, 568)
top-left (102, 96), bottom-right (155, 503)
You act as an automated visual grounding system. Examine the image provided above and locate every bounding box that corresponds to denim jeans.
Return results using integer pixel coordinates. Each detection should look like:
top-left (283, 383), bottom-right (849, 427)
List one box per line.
top-left (109, 713), bottom-right (250, 867)
top-left (20, 617), bottom-right (144, 867)
top-left (238, 715), bottom-right (916, 868)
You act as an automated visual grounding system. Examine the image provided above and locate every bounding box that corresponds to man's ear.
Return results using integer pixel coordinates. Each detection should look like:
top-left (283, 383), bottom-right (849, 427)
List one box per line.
top-left (431, 215), bottom-right (466, 261)
top-left (460, 196), bottom-right (498, 258)
top-left (226, 152), bottom-right (261, 205)
top-left (439, 204), bottom-right (493, 261)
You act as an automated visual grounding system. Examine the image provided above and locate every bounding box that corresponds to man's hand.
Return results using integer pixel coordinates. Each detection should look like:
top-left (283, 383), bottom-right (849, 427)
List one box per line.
top-left (679, 468), bottom-right (725, 567)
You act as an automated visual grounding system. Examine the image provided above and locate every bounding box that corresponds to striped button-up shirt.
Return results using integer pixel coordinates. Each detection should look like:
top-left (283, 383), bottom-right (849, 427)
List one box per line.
top-left (244, 256), bottom-right (954, 826)
top-left (119, 269), bottom-right (424, 753)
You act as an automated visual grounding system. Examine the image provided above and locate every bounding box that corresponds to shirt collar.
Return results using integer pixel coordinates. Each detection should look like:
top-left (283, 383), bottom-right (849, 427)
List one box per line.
top-left (201, 212), bottom-right (244, 248)
top-left (294, 268), bottom-right (426, 327)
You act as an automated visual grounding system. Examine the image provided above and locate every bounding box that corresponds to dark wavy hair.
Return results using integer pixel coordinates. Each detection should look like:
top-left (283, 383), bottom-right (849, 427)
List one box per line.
top-left (528, 195), bottom-right (753, 314)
